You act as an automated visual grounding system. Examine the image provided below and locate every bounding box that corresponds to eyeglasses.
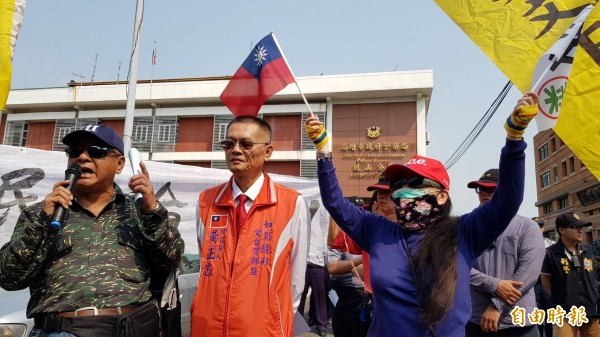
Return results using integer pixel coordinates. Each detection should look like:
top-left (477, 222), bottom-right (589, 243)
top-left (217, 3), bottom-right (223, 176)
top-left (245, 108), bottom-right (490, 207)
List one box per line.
top-left (475, 187), bottom-right (496, 195)
top-left (391, 177), bottom-right (442, 191)
top-left (220, 139), bottom-right (270, 151)
top-left (563, 225), bottom-right (583, 231)
top-left (65, 145), bottom-right (119, 159)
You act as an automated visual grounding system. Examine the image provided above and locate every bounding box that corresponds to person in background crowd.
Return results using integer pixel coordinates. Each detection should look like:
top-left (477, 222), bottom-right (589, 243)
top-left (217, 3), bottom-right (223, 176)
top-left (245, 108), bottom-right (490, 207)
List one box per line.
top-left (328, 244), bottom-right (365, 337)
top-left (535, 217), bottom-right (556, 248)
top-left (367, 174), bottom-right (396, 222)
top-left (541, 212), bottom-right (600, 337)
top-left (533, 217), bottom-right (554, 337)
top-left (327, 196), bottom-right (366, 337)
top-left (304, 92), bottom-right (538, 336)
top-left (191, 116), bottom-right (310, 337)
top-left (0, 124), bottom-right (184, 337)
top-left (466, 168), bottom-right (545, 337)
top-left (298, 200), bottom-right (330, 337)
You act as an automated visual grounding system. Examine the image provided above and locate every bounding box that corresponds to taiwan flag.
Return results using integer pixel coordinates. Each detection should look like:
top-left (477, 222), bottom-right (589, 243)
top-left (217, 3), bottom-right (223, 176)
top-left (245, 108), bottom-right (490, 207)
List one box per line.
top-left (220, 33), bottom-right (295, 117)
top-left (210, 214), bottom-right (228, 228)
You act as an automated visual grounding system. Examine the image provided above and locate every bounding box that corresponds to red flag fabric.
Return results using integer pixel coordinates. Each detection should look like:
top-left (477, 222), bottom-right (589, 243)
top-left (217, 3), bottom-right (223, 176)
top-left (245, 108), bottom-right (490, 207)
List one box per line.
top-left (220, 33), bottom-right (294, 117)
top-left (152, 48), bottom-right (157, 65)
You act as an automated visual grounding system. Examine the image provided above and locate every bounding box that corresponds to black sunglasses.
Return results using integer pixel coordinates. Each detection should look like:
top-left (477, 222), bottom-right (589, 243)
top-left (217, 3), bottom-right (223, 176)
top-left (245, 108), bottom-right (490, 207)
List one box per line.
top-left (475, 186), bottom-right (496, 195)
top-left (220, 139), bottom-right (270, 151)
top-left (391, 177), bottom-right (442, 190)
top-left (65, 145), bottom-right (118, 159)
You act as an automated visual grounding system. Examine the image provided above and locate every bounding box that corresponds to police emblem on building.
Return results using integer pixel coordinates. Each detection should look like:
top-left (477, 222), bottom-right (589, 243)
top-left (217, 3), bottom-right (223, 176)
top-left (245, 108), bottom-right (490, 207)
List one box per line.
top-left (367, 125), bottom-right (381, 139)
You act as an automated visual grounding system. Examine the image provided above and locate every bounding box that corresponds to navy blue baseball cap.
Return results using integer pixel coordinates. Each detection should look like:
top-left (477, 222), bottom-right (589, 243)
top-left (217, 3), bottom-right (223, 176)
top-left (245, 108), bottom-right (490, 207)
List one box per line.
top-left (62, 124), bottom-right (125, 155)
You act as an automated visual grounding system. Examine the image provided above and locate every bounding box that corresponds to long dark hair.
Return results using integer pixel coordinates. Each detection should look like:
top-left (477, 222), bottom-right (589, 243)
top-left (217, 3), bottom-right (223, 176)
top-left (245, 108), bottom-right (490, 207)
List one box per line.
top-left (412, 198), bottom-right (459, 329)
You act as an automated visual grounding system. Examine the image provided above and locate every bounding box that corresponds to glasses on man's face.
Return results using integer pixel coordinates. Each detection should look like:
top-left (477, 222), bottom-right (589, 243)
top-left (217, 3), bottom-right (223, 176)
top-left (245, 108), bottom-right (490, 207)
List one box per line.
top-left (65, 145), bottom-right (118, 159)
top-left (475, 187), bottom-right (496, 195)
top-left (564, 225), bottom-right (583, 231)
top-left (391, 177), bottom-right (442, 191)
top-left (220, 139), bottom-right (270, 151)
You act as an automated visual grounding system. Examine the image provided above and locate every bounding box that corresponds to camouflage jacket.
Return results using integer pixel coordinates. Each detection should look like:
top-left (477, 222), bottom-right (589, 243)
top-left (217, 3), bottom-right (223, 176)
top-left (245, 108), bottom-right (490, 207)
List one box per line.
top-left (0, 184), bottom-right (184, 317)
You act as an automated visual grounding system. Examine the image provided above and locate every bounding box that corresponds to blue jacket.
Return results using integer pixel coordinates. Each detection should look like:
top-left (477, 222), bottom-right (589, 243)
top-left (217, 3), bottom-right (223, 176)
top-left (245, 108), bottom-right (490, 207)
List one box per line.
top-left (318, 139), bottom-right (526, 337)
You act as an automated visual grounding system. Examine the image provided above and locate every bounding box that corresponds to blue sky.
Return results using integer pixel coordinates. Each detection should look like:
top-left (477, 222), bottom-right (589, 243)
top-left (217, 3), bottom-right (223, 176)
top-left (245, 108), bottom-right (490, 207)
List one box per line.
top-left (9, 0), bottom-right (537, 216)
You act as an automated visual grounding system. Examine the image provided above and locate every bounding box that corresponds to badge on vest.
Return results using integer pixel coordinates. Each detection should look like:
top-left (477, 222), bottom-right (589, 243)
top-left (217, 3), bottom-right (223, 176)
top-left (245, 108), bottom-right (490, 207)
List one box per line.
top-left (210, 214), bottom-right (229, 228)
top-left (584, 257), bottom-right (593, 272)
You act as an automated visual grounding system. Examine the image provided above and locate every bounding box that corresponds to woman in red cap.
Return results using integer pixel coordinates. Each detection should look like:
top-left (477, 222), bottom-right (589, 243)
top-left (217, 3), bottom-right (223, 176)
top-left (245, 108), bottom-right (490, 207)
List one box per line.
top-left (304, 92), bottom-right (538, 337)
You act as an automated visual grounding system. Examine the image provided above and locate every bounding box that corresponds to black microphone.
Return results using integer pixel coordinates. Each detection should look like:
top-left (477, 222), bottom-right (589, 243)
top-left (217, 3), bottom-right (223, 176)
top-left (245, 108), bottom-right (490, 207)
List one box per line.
top-left (49, 163), bottom-right (82, 229)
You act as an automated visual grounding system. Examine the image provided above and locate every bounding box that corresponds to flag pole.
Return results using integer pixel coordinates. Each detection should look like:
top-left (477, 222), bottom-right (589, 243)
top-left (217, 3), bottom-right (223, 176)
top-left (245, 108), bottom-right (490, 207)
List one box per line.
top-left (529, 57), bottom-right (555, 93)
top-left (123, 0), bottom-right (144, 155)
top-left (271, 32), bottom-right (314, 117)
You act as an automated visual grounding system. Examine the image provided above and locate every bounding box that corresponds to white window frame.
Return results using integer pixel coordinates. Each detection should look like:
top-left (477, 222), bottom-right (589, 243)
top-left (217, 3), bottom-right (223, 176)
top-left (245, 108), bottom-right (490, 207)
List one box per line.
top-left (157, 125), bottom-right (172, 143)
top-left (57, 127), bottom-right (75, 142)
top-left (217, 123), bottom-right (228, 142)
top-left (134, 125), bottom-right (150, 142)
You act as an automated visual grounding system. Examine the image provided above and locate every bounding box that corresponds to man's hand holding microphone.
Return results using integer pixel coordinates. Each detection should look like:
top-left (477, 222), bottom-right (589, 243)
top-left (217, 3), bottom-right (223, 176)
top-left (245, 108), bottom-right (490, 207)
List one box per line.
top-left (45, 163), bottom-right (81, 229)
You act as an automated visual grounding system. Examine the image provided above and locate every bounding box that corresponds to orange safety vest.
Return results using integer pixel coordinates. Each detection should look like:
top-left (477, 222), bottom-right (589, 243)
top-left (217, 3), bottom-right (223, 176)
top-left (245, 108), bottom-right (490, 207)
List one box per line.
top-left (191, 174), bottom-right (308, 337)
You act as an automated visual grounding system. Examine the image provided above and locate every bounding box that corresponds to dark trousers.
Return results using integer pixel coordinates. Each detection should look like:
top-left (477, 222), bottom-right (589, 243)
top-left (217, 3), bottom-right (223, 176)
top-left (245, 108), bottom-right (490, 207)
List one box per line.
top-left (298, 263), bottom-right (329, 332)
top-left (465, 322), bottom-right (539, 337)
top-left (331, 280), bottom-right (365, 337)
top-left (534, 280), bottom-right (553, 337)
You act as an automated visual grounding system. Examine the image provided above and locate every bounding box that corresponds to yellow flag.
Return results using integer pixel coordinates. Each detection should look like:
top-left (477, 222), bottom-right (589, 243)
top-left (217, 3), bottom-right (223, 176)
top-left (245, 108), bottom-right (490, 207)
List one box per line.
top-left (434, 0), bottom-right (593, 92)
top-left (555, 4), bottom-right (600, 179)
top-left (0, 0), bottom-right (27, 111)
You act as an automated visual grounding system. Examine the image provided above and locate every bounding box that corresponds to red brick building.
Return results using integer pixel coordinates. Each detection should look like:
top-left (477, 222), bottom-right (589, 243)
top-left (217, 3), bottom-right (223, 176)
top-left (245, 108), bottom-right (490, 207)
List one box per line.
top-left (2, 71), bottom-right (433, 200)
top-left (534, 129), bottom-right (600, 244)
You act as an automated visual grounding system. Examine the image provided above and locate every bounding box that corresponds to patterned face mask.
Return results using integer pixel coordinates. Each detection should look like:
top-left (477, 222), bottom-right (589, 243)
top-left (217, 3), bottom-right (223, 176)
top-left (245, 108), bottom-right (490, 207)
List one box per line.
top-left (393, 193), bottom-right (442, 231)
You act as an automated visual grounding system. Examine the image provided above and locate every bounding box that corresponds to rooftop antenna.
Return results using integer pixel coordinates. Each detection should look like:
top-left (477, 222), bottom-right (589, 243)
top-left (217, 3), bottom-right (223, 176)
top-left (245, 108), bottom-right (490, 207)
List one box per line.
top-left (117, 60), bottom-right (122, 84)
top-left (71, 72), bottom-right (86, 83)
top-left (90, 52), bottom-right (100, 83)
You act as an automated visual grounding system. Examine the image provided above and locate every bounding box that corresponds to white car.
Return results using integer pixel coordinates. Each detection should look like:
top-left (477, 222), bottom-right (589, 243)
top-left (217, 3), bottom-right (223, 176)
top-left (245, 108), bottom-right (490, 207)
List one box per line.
top-left (0, 254), bottom-right (200, 337)
top-left (0, 287), bottom-right (31, 337)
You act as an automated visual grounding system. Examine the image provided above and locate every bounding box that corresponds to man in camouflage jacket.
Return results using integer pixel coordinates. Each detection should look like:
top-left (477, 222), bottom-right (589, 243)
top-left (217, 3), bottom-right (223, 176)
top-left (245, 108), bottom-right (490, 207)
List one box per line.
top-left (0, 125), bottom-right (183, 337)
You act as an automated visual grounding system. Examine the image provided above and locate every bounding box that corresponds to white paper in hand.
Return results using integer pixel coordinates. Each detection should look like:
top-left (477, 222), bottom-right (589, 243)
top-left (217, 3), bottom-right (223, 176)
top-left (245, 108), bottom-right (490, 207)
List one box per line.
top-left (129, 147), bottom-right (143, 204)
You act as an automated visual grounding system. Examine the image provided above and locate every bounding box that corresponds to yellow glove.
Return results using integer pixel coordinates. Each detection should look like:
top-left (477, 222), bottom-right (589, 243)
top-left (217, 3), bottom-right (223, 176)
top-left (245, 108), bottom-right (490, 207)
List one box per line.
top-left (305, 123), bottom-right (329, 150)
top-left (504, 104), bottom-right (538, 138)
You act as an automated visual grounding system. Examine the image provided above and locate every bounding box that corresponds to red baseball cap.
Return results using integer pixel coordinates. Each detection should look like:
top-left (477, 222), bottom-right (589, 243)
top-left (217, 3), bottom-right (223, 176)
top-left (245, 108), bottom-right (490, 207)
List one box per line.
top-left (384, 155), bottom-right (450, 191)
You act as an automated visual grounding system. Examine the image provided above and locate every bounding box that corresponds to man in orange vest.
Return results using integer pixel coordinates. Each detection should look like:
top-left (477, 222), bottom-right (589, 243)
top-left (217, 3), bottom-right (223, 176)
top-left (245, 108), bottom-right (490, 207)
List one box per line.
top-left (190, 116), bottom-right (310, 337)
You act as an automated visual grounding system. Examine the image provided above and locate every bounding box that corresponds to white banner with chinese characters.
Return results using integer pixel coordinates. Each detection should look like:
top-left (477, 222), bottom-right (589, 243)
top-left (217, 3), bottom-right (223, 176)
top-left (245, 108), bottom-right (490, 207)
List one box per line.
top-left (0, 145), bottom-right (325, 254)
